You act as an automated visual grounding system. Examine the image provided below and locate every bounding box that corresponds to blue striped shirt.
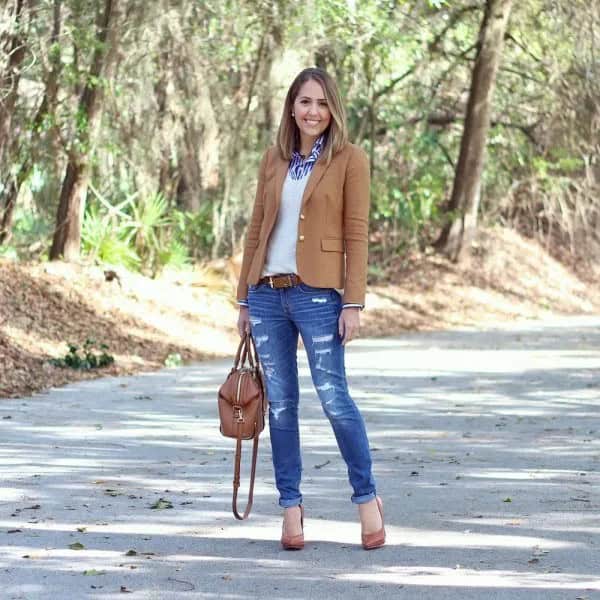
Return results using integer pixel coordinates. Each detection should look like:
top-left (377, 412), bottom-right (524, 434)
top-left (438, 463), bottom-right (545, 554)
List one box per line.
top-left (289, 135), bottom-right (325, 180)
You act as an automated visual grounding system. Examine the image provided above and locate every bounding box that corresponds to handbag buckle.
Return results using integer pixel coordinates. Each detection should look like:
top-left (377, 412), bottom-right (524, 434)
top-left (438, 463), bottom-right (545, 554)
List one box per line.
top-left (233, 405), bottom-right (244, 423)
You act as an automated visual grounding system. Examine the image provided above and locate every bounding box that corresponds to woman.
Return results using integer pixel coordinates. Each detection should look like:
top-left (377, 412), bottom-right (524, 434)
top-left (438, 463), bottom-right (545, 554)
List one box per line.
top-left (236, 67), bottom-right (384, 550)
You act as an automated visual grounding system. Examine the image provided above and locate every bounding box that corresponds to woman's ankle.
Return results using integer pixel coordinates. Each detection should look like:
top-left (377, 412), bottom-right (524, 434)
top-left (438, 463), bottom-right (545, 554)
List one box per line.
top-left (358, 497), bottom-right (382, 534)
top-left (283, 505), bottom-right (303, 534)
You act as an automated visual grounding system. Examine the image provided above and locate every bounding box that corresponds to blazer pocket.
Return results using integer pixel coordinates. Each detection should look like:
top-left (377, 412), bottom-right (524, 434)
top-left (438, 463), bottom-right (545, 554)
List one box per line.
top-left (246, 239), bottom-right (259, 249)
top-left (321, 238), bottom-right (344, 252)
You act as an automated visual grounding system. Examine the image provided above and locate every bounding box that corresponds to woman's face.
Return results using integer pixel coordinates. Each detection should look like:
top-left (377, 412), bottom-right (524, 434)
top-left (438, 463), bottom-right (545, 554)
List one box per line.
top-left (292, 79), bottom-right (331, 146)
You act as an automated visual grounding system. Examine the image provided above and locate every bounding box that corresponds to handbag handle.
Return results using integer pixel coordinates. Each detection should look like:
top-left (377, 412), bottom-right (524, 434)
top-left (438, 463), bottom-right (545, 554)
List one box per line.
top-left (246, 333), bottom-right (259, 369)
top-left (233, 332), bottom-right (258, 370)
top-left (232, 335), bottom-right (246, 368)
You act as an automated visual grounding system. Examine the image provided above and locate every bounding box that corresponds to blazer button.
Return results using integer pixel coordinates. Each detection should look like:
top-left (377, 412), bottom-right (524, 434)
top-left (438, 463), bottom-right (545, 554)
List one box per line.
top-left (299, 235), bottom-right (305, 241)
top-left (300, 214), bottom-right (305, 220)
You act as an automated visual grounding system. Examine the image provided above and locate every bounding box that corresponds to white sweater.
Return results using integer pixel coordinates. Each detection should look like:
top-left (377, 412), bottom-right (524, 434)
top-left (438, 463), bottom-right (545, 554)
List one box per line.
top-left (261, 169), bottom-right (310, 276)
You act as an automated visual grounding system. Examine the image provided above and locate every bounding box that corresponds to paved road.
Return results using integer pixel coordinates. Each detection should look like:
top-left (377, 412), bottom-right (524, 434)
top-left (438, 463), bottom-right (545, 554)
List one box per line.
top-left (1, 316), bottom-right (599, 599)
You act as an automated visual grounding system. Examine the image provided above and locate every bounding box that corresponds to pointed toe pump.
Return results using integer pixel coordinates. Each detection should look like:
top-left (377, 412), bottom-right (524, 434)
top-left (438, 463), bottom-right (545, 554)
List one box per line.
top-left (281, 505), bottom-right (304, 550)
top-left (361, 496), bottom-right (385, 550)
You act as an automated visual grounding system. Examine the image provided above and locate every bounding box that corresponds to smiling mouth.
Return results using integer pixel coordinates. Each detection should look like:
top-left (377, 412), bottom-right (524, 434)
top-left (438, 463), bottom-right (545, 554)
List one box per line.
top-left (304, 119), bottom-right (320, 126)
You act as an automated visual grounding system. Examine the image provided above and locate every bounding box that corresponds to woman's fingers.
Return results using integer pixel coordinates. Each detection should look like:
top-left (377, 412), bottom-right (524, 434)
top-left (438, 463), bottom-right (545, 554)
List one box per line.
top-left (339, 309), bottom-right (360, 345)
top-left (343, 324), bottom-right (358, 345)
top-left (237, 308), bottom-right (250, 337)
top-left (338, 314), bottom-right (345, 340)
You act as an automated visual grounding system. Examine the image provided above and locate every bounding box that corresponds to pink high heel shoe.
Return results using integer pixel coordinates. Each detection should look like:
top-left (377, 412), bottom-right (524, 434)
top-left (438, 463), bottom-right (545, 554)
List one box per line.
top-left (361, 497), bottom-right (385, 550)
top-left (281, 505), bottom-right (304, 550)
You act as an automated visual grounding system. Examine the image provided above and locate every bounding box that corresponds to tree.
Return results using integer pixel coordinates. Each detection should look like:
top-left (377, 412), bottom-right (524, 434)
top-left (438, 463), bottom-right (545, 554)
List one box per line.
top-left (0, 0), bottom-right (27, 167)
top-left (0, 0), bottom-right (596, 267)
top-left (49, 0), bottom-right (118, 261)
top-left (0, 0), bottom-right (62, 247)
top-left (435, 0), bottom-right (513, 262)
top-left (0, 0), bottom-right (28, 244)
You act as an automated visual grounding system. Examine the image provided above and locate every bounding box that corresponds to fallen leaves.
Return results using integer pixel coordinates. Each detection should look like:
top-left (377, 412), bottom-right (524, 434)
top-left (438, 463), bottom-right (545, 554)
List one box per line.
top-left (0, 261), bottom-right (218, 398)
top-left (83, 569), bottom-right (106, 576)
top-left (314, 459), bottom-right (330, 469)
top-left (149, 498), bottom-right (173, 510)
top-left (528, 545), bottom-right (549, 565)
top-left (168, 577), bottom-right (195, 591)
top-left (69, 541), bottom-right (85, 550)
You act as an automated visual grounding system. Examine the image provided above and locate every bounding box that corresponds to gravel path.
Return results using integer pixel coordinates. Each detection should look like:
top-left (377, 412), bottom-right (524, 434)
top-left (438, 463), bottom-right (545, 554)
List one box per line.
top-left (1, 315), bottom-right (599, 599)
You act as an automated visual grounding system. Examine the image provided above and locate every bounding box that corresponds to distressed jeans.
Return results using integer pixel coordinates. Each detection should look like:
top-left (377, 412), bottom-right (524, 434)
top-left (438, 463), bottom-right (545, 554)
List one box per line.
top-left (248, 281), bottom-right (377, 508)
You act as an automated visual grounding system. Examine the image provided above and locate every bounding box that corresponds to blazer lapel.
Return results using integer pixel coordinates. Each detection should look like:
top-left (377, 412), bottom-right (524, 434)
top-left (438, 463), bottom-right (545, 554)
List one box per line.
top-left (270, 153), bottom-right (330, 218)
top-left (271, 155), bottom-right (289, 215)
top-left (300, 159), bottom-right (328, 211)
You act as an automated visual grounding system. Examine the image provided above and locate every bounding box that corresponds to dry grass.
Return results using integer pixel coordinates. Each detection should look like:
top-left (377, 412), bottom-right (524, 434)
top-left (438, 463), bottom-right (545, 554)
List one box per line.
top-left (0, 260), bottom-right (239, 398)
top-left (362, 226), bottom-right (600, 336)
top-left (1, 225), bottom-right (599, 398)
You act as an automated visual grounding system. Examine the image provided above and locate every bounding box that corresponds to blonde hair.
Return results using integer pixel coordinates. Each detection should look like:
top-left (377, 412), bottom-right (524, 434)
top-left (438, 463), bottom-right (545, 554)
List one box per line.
top-left (277, 67), bottom-right (348, 164)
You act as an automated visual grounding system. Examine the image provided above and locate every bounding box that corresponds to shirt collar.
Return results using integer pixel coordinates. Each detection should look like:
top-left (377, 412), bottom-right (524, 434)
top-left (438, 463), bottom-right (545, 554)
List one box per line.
top-left (292, 134), bottom-right (325, 164)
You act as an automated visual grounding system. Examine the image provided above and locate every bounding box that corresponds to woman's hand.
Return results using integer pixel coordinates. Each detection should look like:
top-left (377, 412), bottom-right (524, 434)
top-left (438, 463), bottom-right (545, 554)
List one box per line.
top-left (238, 306), bottom-right (251, 337)
top-left (338, 307), bottom-right (360, 345)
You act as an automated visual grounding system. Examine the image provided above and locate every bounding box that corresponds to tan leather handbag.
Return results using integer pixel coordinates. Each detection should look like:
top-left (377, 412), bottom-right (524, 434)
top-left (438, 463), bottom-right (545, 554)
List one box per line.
top-left (218, 332), bottom-right (266, 519)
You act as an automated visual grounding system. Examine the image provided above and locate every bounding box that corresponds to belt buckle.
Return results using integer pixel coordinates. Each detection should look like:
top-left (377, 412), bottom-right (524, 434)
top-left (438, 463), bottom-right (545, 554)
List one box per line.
top-left (268, 276), bottom-right (275, 289)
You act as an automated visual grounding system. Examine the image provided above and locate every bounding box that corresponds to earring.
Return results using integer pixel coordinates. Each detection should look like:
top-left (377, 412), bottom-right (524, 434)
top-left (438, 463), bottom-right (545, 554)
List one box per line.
top-left (291, 112), bottom-right (295, 117)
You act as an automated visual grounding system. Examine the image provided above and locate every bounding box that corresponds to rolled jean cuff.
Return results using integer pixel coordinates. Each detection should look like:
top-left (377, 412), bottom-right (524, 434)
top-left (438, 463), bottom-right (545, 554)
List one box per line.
top-left (279, 496), bottom-right (303, 508)
top-left (351, 491), bottom-right (377, 505)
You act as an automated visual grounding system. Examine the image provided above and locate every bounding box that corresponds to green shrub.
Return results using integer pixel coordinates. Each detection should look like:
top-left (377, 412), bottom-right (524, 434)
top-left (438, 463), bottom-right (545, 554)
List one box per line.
top-left (81, 206), bottom-right (140, 269)
top-left (50, 339), bottom-right (115, 370)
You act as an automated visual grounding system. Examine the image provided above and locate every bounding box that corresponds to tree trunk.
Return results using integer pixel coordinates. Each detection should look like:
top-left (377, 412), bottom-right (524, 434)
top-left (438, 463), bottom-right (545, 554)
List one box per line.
top-left (50, 0), bottom-right (117, 261)
top-left (50, 161), bottom-right (91, 260)
top-left (0, 179), bottom-right (18, 245)
top-left (435, 0), bottom-right (513, 262)
top-left (0, 0), bottom-right (43, 242)
top-left (0, 0), bottom-right (26, 169)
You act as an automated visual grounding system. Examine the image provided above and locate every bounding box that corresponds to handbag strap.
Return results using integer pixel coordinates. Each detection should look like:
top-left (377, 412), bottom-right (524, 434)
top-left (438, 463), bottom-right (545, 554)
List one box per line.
top-left (232, 432), bottom-right (259, 520)
top-left (230, 332), bottom-right (262, 520)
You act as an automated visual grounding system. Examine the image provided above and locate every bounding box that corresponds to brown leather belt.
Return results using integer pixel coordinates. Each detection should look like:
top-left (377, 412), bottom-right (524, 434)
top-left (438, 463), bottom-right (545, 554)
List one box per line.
top-left (257, 273), bottom-right (302, 289)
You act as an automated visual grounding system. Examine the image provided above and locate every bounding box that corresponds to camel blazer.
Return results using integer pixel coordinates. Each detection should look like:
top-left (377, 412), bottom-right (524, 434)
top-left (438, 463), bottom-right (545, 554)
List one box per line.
top-left (236, 142), bottom-right (370, 306)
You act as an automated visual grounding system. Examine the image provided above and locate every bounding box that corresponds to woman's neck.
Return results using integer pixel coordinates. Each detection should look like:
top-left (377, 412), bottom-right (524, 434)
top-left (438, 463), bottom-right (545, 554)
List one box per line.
top-left (299, 134), bottom-right (318, 157)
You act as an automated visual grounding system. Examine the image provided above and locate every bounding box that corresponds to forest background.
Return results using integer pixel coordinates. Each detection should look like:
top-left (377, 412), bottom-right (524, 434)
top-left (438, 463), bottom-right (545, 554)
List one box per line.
top-left (1, 0), bottom-right (599, 397)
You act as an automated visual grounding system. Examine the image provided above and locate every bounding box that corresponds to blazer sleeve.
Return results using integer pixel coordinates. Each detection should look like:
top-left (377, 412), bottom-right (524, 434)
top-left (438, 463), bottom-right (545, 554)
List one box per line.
top-left (342, 145), bottom-right (370, 306)
top-left (236, 148), bottom-right (269, 302)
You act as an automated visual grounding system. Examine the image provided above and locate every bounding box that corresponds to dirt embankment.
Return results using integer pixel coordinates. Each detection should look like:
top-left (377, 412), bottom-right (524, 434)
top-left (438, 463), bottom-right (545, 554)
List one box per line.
top-left (1, 226), bottom-right (599, 398)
